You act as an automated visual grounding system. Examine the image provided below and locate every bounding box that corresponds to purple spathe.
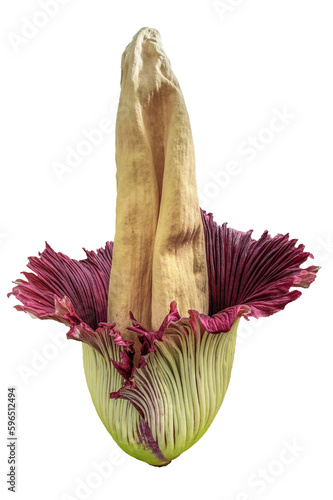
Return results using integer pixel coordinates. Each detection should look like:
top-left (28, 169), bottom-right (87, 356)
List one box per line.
top-left (9, 210), bottom-right (319, 403)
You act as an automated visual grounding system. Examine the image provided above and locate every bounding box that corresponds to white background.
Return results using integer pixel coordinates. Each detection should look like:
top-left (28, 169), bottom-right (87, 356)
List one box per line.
top-left (0, 1), bottom-right (332, 499)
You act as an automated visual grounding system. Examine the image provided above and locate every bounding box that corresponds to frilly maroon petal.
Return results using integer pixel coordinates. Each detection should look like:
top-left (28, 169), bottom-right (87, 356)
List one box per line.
top-left (112, 210), bottom-right (319, 406)
top-left (111, 351), bottom-right (134, 380)
top-left (124, 300), bottom-right (180, 353)
top-left (111, 330), bottom-right (134, 347)
top-left (8, 242), bottom-right (116, 355)
top-left (201, 209), bottom-right (319, 330)
top-left (52, 296), bottom-right (116, 354)
top-left (8, 242), bottom-right (113, 330)
top-left (292, 265), bottom-right (320, 288)
top-left (110, 302), bottom-right (181, 400)
top-left (198, 304), bottom-right (251, 333)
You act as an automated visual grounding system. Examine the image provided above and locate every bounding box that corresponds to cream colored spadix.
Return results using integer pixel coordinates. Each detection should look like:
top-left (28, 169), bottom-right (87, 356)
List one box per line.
top-left (108, 28), bottom-right (208, 349)
top-left (84, 27), bottom-right (242, 467)
top-left (83, 27), bottom-right (239, 465)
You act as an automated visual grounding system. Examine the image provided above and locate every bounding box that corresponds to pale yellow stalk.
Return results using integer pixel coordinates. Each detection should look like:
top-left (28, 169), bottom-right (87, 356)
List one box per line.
top-left (108, 28), bottom-right (208, 352)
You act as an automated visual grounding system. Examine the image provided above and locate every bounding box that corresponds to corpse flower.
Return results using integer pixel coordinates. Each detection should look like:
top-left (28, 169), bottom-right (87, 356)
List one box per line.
top-left (9, 27), bottom-right (319, 467)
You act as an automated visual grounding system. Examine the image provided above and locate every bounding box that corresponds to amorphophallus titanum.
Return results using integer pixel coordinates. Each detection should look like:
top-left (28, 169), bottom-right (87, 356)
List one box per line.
top-left (9, 28), bottom-right (319, 467)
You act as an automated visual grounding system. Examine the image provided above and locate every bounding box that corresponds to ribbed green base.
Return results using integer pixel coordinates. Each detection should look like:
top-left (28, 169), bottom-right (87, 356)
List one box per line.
top-left (82, 317), bottom-right (240, 466)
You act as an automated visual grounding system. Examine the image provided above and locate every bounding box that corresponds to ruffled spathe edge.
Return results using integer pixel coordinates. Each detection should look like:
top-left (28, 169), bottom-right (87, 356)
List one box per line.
top-left (8, 241), bottom-right (113, 329)
top-left (110, 301), bottom-right (181, 399)
top-left (8, 214), bottom-right (319, 400)
top-left (200, 210), bottom-right (319, 333)
top-left (110, 212), bottom-right (319, 396)
top-left (8, 242), bottom-right (116, 355)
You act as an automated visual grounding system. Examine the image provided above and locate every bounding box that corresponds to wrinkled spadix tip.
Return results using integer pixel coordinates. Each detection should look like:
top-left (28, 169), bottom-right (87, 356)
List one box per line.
top-left (135, 27), bottom-right (161, 42)
top-left (122, 27), bottom-right (165, 74)
top-left (126, 27), bottom-right (163, 55)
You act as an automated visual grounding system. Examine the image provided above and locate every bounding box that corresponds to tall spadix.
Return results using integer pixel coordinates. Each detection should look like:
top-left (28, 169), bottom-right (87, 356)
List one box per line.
top-left (108, 27), bottom-right (209, 351)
